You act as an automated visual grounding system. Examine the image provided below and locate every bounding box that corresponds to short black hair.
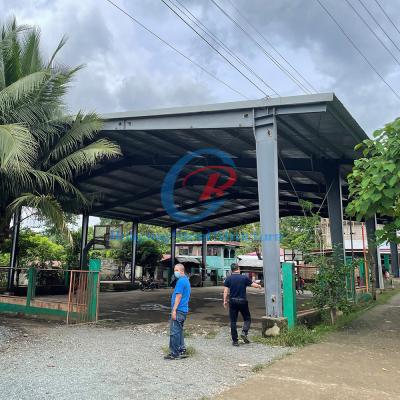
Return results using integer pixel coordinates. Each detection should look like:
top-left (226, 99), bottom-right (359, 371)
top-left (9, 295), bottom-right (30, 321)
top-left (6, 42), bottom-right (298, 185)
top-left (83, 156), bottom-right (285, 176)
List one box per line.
top-left (230, 263), bottom-right (240, 271)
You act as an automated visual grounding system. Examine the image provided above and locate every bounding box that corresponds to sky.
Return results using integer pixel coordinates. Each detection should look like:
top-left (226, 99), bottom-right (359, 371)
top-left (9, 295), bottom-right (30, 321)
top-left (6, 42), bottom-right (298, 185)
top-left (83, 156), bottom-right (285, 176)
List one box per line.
top-left (2, 0), bottom-right (400, 135)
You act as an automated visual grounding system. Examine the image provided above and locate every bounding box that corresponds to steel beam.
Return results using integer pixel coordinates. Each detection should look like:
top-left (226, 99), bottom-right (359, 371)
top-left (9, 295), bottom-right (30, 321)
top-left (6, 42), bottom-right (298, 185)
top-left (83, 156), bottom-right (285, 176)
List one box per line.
top-left (171, 226), bottom-right (177, 274)
top-left (7, 210), bottom-right (21, 292)
top-left (131, 221), bottom-right (138, 284)
top-left (323, 164), bottom-right (345, 262)
top-left (79, 214), bottom-right (89, 270)
top-left (390, 242), bottom-right (399, 278)
top-left (201, 232), bottom-right (207, 283)
top-left (255, 111), bottom-right (282, 318)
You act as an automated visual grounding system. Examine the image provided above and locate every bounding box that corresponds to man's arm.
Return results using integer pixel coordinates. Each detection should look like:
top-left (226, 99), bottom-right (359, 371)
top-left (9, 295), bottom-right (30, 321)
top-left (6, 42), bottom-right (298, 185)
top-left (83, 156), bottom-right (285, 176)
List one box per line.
top-left (223, 287), bottom-right (229, 309)
top-left (171, 294), bottom-right (182, 320)
top-left (251, 282), bottom-right (262, 289)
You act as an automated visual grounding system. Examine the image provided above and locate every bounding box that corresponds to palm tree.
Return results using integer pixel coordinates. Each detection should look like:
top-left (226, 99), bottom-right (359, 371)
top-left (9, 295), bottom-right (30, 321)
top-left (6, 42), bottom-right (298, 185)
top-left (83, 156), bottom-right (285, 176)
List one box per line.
top-left (0, 18), bottom-right (121, 246)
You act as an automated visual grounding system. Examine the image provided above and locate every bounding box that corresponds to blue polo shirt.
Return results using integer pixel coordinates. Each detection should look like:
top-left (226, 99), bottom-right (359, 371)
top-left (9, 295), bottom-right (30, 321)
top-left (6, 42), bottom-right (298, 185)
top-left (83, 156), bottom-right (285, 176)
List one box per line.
top-left (171, 276), bottom-right (191, 313)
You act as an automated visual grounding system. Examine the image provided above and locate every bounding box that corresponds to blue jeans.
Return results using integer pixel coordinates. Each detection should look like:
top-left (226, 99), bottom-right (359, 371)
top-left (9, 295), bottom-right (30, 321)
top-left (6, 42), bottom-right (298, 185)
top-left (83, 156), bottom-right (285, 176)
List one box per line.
top-left (169, 310), bottom-right (187, 357)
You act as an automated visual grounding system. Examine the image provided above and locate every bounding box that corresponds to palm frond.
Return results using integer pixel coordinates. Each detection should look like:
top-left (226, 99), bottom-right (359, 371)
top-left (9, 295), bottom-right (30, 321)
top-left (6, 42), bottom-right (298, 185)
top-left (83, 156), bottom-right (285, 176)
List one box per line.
top-left (21, 27), bottom-right (43, 75)
top-left (47, 35), bottom-right (67, 69)
top-left (47, 138), bottom-right (122, 180)
top-left (48, 112), bottom-right (104, 161)
top-left (0, 123), bottom-right (37, 169)
top-left (9, 193), bottom-right (72, 242)
top-left (0, 70), bottom-right (48, 111)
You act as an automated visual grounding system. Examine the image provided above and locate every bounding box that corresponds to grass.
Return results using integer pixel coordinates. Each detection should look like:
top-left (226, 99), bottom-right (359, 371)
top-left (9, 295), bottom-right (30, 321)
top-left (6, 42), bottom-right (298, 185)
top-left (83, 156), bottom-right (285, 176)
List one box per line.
top-left (161, 345), bottom-right (197, 357)
top-left (251, 363), bottom-right (265, 373)
top-left (253, 288), bottom-right (400, 348)
top-left (204, 330), bottom-right (218, 339)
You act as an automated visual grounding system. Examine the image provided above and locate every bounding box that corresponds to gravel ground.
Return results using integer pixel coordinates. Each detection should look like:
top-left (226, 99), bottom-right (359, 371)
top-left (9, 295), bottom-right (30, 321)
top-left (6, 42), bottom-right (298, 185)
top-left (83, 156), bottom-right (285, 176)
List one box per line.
top-left (0, 322), bottom-right (290, 400)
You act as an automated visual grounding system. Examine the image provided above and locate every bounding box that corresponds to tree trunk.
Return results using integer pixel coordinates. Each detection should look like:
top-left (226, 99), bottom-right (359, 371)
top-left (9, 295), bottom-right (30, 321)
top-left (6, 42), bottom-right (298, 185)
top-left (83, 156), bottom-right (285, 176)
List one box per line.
top-left (0, 212), bottom-right (11, 250)
top-left (367, 246), bottom-right (377, 301)
top-left (330, 307), bottom-right (337, 325)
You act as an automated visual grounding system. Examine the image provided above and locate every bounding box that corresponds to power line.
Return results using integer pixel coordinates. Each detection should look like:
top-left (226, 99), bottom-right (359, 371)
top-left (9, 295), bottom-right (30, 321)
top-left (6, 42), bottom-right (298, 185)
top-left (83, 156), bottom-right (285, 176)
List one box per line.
top-left (104, 0), bottom-right (249, 99)
top-left (210, 0), bottom-right (313, 95)
top-left (316, 0), bottom-right (400, 102)
top-left (161, 0), bottom-right (275, 97)
top-left (170, 0), bottom-right (279, 96)
top-left (374, 0), bottom-right (400, 38)
top-left (344, 0), bottom-right (400, 66)
top-left (357, 0), bottom-right (400, 55)
top-left (225, 0), bottom-right (318, 94)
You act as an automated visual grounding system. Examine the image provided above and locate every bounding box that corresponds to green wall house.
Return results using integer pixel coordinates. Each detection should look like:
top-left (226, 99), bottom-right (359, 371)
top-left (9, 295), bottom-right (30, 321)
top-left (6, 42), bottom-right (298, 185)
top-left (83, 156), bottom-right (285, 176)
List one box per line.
top-left (176, 241), bottom-right (240, 282)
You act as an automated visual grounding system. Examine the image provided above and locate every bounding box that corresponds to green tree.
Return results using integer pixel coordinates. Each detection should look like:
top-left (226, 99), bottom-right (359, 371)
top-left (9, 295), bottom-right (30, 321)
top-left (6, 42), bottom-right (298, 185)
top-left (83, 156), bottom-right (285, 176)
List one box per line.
top-left (0, 18), bottom-right (121, 246)
top-left (346, 118), bottom-right (400, 298)
top-left (310, 250), bottom-right (352, 325)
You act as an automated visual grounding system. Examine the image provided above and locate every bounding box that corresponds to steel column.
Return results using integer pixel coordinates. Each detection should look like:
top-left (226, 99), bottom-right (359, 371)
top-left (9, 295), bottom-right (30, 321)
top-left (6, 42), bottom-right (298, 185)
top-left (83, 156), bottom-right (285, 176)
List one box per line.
top-left (390, 242), bottom-right (399, 278)
top-left (7, 210), bottom-right (21, 292)
top-left (131, 221), bottom-right (138, 284)
top-left (255, 112), bottom-right (282, 317)
top-left (324, 164), bottom-right (345, 262)
top-left (79, 214), bottom-right (89, 270)
top-left (170, 226), bottom-right (177, 273)
top-left (365, 217), bottom-right (383, 289)
top-left (201, 232), bottom-right (207, 283)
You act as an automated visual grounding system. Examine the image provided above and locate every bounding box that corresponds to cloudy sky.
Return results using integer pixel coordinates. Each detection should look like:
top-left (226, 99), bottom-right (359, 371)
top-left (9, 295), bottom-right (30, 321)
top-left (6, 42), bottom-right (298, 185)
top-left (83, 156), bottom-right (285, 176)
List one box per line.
top-left (2, 0), bottom-right (400, 134)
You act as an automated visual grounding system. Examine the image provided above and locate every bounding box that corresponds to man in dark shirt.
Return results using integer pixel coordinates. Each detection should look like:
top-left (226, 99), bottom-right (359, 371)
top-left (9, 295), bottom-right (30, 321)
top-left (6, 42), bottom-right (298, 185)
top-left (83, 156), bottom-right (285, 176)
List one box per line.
top-left (224, 263), bottom-right (262, 346)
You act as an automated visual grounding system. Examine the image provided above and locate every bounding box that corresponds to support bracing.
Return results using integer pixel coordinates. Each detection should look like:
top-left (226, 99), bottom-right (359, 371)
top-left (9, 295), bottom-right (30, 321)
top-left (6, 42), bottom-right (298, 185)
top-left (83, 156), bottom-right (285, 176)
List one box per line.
top-left (201, 232), bottom-right (207, 284)
top-left (170, 226), bottom-right (177, 274)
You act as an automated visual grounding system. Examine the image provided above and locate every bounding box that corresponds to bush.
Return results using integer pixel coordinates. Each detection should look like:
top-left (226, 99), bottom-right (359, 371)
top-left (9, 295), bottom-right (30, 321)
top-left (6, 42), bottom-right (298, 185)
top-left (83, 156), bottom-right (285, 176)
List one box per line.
top-left (310, 250), bottom-right (353, 324)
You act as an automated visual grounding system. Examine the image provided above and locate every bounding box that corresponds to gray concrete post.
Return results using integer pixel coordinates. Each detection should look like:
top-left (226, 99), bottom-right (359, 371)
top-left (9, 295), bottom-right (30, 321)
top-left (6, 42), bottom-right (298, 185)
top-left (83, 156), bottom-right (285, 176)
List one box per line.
top-left (255, 112), bottom-right (282, 317)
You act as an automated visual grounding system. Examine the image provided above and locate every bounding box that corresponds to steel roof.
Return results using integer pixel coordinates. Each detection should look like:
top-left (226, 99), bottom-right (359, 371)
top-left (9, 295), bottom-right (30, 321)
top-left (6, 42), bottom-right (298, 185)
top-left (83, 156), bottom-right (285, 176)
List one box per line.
top-left (73, 93), bottom-right (368, 231)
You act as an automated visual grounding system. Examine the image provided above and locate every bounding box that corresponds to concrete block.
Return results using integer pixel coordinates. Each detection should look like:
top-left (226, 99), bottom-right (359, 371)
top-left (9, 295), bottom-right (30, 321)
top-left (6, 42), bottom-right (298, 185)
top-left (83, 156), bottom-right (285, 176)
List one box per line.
top-left (261, 316), bottom-right (287, 337)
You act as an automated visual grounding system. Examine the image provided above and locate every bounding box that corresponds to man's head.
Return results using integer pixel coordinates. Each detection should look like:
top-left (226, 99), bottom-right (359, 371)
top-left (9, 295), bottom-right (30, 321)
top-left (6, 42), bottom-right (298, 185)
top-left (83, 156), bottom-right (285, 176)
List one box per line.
top-left (174, 263), bottom-right (185, 278)
top-left (231, 263), bottom-right (240, 273)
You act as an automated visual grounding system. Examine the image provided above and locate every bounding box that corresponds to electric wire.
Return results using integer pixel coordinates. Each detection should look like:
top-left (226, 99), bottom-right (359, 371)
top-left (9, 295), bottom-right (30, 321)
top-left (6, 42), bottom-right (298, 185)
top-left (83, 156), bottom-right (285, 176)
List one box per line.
top-left (316, 0), bottom-right (400, 102)
top-left (344, 0), bottom-right (400, 66)
top-left (225, 0), bottom-right (318, 94)
top-left (169, 0), bottom-right (279, 96)
top-left (104, 0), bottom-right (249, 99)
top-left (374, 0), bottom-right (400, 39)
top-left (358, 0), bottom-right (400, 55)
top-left (210, 0), bottom-right (313, 95)
top-left (161, 0), bottom-right (275, 97)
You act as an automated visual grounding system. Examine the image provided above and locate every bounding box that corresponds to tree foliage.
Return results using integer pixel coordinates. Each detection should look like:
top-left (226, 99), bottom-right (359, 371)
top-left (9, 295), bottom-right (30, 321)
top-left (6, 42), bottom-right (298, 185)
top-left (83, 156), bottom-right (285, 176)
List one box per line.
top-left (347, 118), bottom-right (400, 243)
top-left (0, 18), bottom-right (121, 246)
top-left (310, 250), bottom-right (352, 324)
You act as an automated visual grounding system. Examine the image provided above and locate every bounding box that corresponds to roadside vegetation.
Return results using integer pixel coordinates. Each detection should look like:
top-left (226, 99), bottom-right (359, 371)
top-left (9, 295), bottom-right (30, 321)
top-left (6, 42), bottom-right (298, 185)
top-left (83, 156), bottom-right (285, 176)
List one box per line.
top-left (253, 288), bottom-right (400, 347)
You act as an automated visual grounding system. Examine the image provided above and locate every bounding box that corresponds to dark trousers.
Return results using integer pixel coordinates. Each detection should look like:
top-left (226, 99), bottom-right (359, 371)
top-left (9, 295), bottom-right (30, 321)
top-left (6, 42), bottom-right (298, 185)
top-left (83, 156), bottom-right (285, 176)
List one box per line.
top-left (229, 299), bottom-right (251, 342)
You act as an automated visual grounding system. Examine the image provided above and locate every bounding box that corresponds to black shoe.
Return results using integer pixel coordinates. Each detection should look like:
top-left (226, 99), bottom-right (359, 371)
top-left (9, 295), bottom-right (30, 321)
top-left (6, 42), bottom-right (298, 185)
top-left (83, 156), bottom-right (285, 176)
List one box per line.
top-left (240, 334), bottom-right (250, 344)
top-left (232, 341), bottom-right (240, 347)
top-left (164, 353), bottom-right (180, 360)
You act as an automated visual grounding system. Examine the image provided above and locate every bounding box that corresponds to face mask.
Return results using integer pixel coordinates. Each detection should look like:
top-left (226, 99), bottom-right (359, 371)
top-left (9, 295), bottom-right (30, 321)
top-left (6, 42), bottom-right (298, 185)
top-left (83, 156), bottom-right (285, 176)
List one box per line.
top-left (174, 271), bottom-right (181, 279)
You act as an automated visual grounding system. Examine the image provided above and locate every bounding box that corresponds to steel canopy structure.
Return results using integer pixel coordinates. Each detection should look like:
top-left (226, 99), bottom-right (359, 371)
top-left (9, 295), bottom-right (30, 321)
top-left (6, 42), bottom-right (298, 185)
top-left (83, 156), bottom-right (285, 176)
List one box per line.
top-left (6, 92), bottom-right (397, 320)
top-left (76, 93), bottom-right (365, 231)
top-left (66, 92), bottom-right (374, 318)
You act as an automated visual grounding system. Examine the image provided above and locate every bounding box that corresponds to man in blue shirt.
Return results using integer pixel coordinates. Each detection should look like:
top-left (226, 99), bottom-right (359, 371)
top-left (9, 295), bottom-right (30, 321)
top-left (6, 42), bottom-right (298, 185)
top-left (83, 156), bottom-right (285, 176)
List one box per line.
top-left (165, 263), bottom-right (191, 360)
top-left (224, 263), bottom-right (262, 346)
